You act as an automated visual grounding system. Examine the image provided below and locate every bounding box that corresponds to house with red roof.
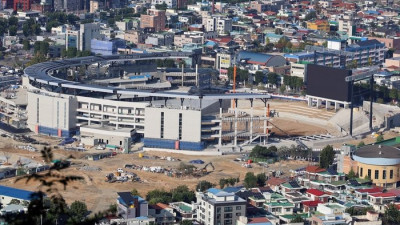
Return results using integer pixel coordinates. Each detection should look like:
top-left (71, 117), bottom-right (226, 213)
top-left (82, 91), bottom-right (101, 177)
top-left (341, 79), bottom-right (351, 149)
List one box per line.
top-left (302, 200), bottom-right (322, 213)
top-left (354, 187), bottom-right (383, 201)
top-left (266, 177), bottom-right (287, 192)
top-left (148, 203), bottom-right (176, 225)
top-left (368, 192), bottom-right (396, 205)
top-left (306, 189), bottom-right (329, 202)
top-left (237, 216), bottom-right (273, 225)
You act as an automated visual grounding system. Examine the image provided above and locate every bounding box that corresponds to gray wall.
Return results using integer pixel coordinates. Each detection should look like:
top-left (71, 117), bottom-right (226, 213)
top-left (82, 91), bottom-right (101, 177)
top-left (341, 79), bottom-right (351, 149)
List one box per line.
top-left (144, 107), bottom-right (202, 142)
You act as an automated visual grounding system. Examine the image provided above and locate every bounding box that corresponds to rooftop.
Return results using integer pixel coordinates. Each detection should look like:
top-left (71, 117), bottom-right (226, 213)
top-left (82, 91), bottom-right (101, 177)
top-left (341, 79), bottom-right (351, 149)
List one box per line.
top-left (0, 185), bottom-right (35, 201)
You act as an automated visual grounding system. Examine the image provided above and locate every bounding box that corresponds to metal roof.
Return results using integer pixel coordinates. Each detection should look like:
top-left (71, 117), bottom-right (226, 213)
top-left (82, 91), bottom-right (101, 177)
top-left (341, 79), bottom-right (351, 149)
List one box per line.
top-left (0, 185), bottom-right (35, 201)
top-left (24, 52), bottom-right (270, 100)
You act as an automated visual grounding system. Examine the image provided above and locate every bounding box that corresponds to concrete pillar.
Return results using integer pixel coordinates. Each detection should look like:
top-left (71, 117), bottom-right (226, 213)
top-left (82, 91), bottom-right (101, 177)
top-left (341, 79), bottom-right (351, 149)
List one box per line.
top-left (308, 97), bottom-right (312, 107)
top-left (334, 102), bottom-right (339, 111)
top-left (250, 99), bottom-right (254, 142)
top-left (326, 100), bottom-right (329, 110)
top-left (234, 99), bottom-right (238, 146)
top-left (317, 99), bottom-right (322, 108)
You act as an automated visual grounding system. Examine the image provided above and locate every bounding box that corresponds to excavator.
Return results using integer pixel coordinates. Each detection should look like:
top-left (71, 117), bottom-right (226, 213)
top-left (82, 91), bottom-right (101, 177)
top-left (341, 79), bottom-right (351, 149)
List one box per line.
top-left (193, 162), bottom-right (215, 177)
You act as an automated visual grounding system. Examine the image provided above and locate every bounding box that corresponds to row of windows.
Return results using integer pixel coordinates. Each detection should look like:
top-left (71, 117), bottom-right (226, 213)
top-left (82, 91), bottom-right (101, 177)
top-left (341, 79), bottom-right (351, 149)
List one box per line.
top-left (360, 167), bottom-right (398, 179)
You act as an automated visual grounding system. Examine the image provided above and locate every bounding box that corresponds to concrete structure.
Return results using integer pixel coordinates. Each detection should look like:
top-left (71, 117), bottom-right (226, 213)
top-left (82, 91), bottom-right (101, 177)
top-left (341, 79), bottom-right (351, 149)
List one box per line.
top-left (13, 0), bottom-right (30, 11)
top-left (148, 203), bottom-right (176, 224)
top-left (285, 40), bottom-right (387, 68)
top-left (23, 52), bottom-right (270, 151)
top-left (352, 145), bottom-right (400, 188)
top-left (196, 188), bottom-right (246, 225)
top-left (216, 52), bottom-right (234, 78)
top-left (66, 23), bottom-right (101, 51)
top-left (174, 34), bottom-right (203, 47)
top-left (140, 9), bottom-right (166, 32)
top-left (89, 0), bottom-right (103, 13)
top-left (205, 16), bottom-right (232, 35)
top-left (368, 37), bottom-right (400, 50)
top-left (91, 38), bottom-right (126, 55)
top-left (290, 62), bottom-right (308, 81)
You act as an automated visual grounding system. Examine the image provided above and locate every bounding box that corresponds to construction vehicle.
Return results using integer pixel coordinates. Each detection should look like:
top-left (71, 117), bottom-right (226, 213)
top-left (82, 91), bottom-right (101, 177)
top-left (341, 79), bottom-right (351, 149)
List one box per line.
top-left (201, 162), bottom-right (215, 174)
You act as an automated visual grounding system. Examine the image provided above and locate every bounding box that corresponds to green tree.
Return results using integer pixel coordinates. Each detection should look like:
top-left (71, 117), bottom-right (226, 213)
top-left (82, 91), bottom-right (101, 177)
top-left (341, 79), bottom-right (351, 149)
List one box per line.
top-left (22, 23), bottom-right (30, 37)
top-left (9, 199), bottom-right (21, 205)
top-left (357, 141), bottom-right (365, 148)
top-left (171, 185), bottom-right (195, 203)
top-left (346, 206), bottom-right (374, 216)
top-left (256, 173), bottom-right (267, 187)
top-left (219, 178), bottom-right (227, 189)
top-left (9, 25), bottom-right (17, 36)
top-left (389, 89), bottom-right (398, 100)
top-left (376, 134), bottom-right (384, 142)
top-left (291, 215), bottom-right (304, 223)
top-left (280, 85), bottom-right (286, 94)
top-left (131, 188), bottom-right (139, 196)
top-left (347, 168), bottom-right (357, 179)
top-left (382, 204), bottom-right (400, 225)
top-left (155, 2), bottom-right (168, 10)
top-left (267, 73), bottom-right (278, 85)
top-left (146, 189), bottom-right (172, 205)
top-left (243, 172), bottom-right (257, 189)
top-left (319, 145), bottom-right (335, 169)
top-left (23, 39), bottom-right (30, 50)
top-left (196, 180), bottom-right (215, 192)
top-left (68, 201), bottom-right (88, 223)
top-left (181, 220), bottom-right (193, 225)
top-left (8, 16), bottom-right (18, 27)
top-left (254, 71), bottom-right (264, 84)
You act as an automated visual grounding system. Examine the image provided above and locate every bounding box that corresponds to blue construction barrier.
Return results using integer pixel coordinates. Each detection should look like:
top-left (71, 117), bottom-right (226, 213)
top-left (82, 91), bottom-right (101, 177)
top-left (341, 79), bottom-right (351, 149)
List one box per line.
top-left (143, 138), bottom-right (204, 151)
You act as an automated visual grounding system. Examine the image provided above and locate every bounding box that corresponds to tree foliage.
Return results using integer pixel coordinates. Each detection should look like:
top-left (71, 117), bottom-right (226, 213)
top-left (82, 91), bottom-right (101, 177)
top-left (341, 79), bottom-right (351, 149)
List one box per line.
top-left (291, 215), bottom-right (305, 223)
top-left (256, 173), bottom-right (267, 187)
top-left (227, 67), bottom-right (249, 83)
top-left (146, 185), bottom-right (195, 205)
top-left (244, 172), bottom-right (257, 189)
top-left (376, 134), bottom-right (384, 143)
top-left (250, 145), bottom-right (277, 158)
top-left (345, 206), bottom-right (374, 216)
top-left (382, 204), bottom-right (400, 225)
top-left (267, 73), bottom-right (279, 85)
top-left (196, 180), bottom-right (215, 192)
top-left (320, 145), bottom-right (335, 169)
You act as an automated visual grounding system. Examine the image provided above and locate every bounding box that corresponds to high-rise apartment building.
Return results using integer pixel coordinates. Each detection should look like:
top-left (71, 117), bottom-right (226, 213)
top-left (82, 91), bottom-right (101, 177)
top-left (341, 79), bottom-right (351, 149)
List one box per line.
top-left (66, 23), bottom-right (101, 51)
top-left (54, 0), bottom-right (80, 11)
top-left (14, 0), bottom-right (31, 11)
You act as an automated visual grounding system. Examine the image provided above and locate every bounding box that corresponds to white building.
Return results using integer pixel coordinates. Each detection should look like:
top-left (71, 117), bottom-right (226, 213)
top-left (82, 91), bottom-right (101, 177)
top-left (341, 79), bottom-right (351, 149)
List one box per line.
top-left (0, 185), bottom-right (35, 205)
top-left (205, 16), bottom-right (232, 35)
top-left (196, 188), bottom-right (246, 225)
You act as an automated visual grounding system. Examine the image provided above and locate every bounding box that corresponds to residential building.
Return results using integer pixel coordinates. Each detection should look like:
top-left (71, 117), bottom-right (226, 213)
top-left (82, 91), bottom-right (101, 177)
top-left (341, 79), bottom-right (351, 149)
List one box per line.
top-left (216, 52), bottom-right (234, 79)
top-left (54, 0), bottom-right (81, 12)
top-left (124, 30), bottom-right (146, 45)
top-left (205, 16), bottom-right (232, 35)
top-left (307, 20), bottom-right (330, 32)
top-left (140, 9), bottom-right (166, 32)
top-left (66, 23), bottom-right (101, 51)
top-left (90, 0), bottom-right (104, 13)
top-left (263, 200), bottom-right (294, 216)
top-left (148, 203), bottom-right (176, 225)
top-left (174, 34), bottom-right (203, 47)
top-left (117, 192), bottom-right (148, 220)
top-left (196, 188), bottom-right (246, 225)
top-left (13, 0), bottom-right (30, 11)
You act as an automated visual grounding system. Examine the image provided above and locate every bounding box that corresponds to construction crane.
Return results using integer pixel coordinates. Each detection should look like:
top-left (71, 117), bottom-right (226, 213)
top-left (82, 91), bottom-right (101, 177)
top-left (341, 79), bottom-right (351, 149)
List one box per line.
top-left (201, 162), bottom-right (215, 173)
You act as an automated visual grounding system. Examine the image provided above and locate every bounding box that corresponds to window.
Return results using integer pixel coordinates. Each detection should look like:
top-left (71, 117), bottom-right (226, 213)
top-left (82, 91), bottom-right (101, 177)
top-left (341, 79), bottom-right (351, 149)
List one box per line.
top-left (236, 213), bottom-right (241, 217)
top-left (383, 170), bottom-right (387, 179)
top-left (360, 167), bottom-right (363, 177)
top-left (286, 208), bottom-right (291, 212)
top-left (224, 207), bottom-right (232, 212)
top-left (160, 112), bottom-right (164, 138)
top-left (375, 170), bottom-right (379, 179)
top-left (368, 169), bottom-right (371, 179)
top-left (236, 206), bottom-right (241, 210)
top-left (224, 213), bottom-right (232, 218)
top-left (178, 113), bottom-right (182, 140)
top-left (390, 170), bottom-right (394, 179)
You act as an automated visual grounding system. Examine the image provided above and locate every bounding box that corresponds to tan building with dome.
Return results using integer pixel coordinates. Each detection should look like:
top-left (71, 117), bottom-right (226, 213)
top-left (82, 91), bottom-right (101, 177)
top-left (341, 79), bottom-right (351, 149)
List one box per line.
top-left (352, 145), bottom-right (400, 188)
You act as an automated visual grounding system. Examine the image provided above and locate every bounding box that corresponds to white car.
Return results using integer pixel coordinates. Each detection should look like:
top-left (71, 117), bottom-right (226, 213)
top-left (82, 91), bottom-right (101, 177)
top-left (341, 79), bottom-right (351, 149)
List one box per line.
top-left (117, 168), bottom-right (124, 173)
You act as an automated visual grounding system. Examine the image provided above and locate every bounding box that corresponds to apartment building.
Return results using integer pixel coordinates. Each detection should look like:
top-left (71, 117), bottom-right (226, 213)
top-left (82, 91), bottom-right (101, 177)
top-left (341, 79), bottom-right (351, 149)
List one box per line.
top-left (66, 23), bottom-right (101, 51)
top-left (205, 16), bottom-right (232, 35)
top-left (117, 192), bottom-right (148, 219)
top-left (140, 9), bottom-right (166, 32)
top-left (174, 34), bottom-right (203, 47)
top-left (196, 188), bottom-right (246, 225)
top-left (306, 20), bottom-right (330, 32)
top-left (124, 30), bottom-right (146, 44)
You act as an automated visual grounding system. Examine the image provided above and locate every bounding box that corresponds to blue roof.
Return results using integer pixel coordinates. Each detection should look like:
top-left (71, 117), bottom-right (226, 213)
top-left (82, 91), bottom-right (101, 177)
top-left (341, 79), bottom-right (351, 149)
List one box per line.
top-left (237, 51), bottom-right (273, 64)
top-left (207, 188), bottom-right (222, 195)
top-left (0, 185), bottom-right (35, 201)
top-left (223, 186), bottom-right (243, 193)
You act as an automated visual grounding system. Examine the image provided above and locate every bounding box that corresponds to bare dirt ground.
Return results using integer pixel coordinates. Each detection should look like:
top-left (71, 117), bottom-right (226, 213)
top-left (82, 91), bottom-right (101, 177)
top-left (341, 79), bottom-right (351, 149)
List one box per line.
top-left (235, 99), bottom-right (334, 137)
top-left (0, 142), bottom-right (309, 213)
